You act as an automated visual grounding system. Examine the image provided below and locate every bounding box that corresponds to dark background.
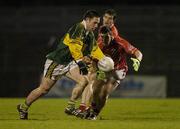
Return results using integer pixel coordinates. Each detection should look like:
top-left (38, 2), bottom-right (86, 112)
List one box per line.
top-left (1, 0), bottom-right (180, 97)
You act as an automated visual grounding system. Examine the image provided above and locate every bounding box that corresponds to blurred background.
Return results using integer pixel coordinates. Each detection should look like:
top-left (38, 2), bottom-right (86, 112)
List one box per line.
top-left (0, 0), bottom-right (180, 98)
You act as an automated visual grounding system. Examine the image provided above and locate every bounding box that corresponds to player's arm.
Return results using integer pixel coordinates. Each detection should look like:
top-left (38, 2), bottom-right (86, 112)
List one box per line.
top-left (63, 24), bottom-right (88, 75)
top-left (112, 26), bottom-right (143, 71)
top-left (118, 37), bottom-right (143, 71)
top-left (112, 28), bottom-right (137, 55)
top-left (63, 24), bottom-right (84, 60)
top-left (91, 39), bottom-right (105, 61)
top-left (130, 49), bottom-right (143, 71)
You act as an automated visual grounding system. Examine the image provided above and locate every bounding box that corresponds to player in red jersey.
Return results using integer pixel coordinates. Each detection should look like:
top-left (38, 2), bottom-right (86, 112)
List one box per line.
top-left (74, 9), bottom-right (143, 120)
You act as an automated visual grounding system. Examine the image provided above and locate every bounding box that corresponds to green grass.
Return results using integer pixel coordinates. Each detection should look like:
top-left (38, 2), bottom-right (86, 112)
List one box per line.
top-left (0, 98), bottom-right (180, 129)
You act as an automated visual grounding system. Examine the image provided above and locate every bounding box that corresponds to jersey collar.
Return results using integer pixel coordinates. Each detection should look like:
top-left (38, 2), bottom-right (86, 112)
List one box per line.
top-left (82, 20), bottom-right (89, 35)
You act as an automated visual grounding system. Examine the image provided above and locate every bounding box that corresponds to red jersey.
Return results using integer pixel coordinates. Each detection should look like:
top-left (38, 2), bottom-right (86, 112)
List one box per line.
top-left (97, 24), bottom-right (138, 71)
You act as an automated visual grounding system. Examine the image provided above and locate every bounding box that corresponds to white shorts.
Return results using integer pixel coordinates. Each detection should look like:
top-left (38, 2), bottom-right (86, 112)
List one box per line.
top-left (43, 59), bottom-right (78, 80)
top-left (108, 69), bottom-right (126, 83)
top-left (114, 69), bottom-right (126, 80)
top-left (106, 69), bottom-right (126, 90)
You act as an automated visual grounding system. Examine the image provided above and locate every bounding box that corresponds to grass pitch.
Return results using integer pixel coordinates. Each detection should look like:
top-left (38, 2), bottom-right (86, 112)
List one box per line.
top-left (0, 98), bottom-right (180, 129)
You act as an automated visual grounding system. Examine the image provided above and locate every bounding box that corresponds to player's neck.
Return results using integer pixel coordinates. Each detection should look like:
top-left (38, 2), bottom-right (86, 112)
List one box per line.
top-left (82, 20), bottom-right (87, 30)
top-left (82, 20), bottom-right (90, 35)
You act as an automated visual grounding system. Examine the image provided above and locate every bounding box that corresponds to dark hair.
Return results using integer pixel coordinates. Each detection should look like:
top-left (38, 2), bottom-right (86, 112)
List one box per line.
top-left (100, 26), bottom-right (111, 34)
top-left (83, 10), bottom-right (100, 20)
top-left (104, 9), bottom-right (117, 20)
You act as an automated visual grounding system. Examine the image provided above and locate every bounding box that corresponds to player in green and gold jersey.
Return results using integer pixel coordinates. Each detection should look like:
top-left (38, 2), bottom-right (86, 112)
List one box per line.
top-left (17, 10), bottom-right (104, 120)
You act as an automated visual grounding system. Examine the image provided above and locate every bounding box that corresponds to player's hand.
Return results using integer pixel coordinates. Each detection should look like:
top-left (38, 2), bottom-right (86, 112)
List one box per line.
top-left (77, 61), bottom-right (88, 75)
top-left (131, 58), bottom-right (140, 72)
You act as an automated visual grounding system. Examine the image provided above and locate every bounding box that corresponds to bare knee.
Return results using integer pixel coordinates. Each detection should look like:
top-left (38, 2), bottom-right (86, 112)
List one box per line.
top-left (76, 78), bottom-right (88, 89)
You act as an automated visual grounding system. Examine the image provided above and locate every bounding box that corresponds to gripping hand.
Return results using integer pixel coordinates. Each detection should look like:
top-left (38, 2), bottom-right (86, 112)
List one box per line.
top-left (77, 61), bottom-right (88, 75)
top-left (130, 58), bottom-right (140, 72)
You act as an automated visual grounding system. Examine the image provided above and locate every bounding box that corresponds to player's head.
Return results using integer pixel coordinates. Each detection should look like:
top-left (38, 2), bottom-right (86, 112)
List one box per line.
top-left (83, 10), bottom-right (100, 31)
top-left (103, 9), bottom-right (117, 27)
top-left (99, 26), bottom-right (112, 46)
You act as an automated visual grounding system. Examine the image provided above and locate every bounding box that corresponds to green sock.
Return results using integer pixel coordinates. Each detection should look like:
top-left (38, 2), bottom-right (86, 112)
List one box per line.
top-left (67, 100), bottom-right (76, 108)
top-left (96, 70), bottom-right (106, 80)
top-left (20, 102), bottom-right (29, 111)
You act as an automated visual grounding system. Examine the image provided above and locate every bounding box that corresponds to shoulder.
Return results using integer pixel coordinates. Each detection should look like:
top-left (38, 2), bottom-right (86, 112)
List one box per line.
top-left (111, 25), bottom-right (118, 34)
top-left (68, 22), bottom-right (85, 33)
top-left (69, 22), bottom-right (85, 38)
top-left (111, 25), bottom-right (119, 37)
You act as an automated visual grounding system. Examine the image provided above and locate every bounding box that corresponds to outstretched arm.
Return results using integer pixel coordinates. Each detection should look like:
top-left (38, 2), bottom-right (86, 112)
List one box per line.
top-left (131, 49), bottom-right (143, 71)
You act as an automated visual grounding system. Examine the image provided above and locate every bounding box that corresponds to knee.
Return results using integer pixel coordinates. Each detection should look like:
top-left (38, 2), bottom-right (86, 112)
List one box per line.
top-left (77, 78), bottom-right (88, 89)
top-left (72, 79), bottom-right (88, 94)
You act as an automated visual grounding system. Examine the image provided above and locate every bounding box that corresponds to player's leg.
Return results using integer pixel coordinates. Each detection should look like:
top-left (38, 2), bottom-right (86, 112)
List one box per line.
top-left (84, 80), bottom-right (108, 118)
top-left (65, 61), bottom-right (97, 115)
top-left (81, 78), bottom-right (107, 120)
top-left (65, 66), bottom-right (88, 114)
top-left (93, 79), bottom-right (119, 115)
top-left (76, 75), bottom-right (106, 119)
top-left (65, 81), bottom-right (88, 114)
top-left (91, 69), bottom-right (126, 116)
top-left (74, 77), bottom-right (96, 118)
top-left (75, 70), bottom-right (111, 119)
top-left (17, 77), bottom-right (56, 119)
top-left (70, 83), bottom-right (93, 118)
top-left (69, 78), bottom-right (88, 104)
top-left (71, 66), bottom-right (104, 119)
top-left (26, 77), bottom-right (55, 107)
top-left (17, 59), bottom-right (66, 119)
top-left (80, 83), bottom-right (93, 109)
top-left (78, 71), bottom-right (97, 111)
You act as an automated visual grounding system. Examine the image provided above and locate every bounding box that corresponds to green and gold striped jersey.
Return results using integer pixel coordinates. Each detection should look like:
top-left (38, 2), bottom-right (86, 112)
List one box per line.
top-left (46, 22), bottom-right (104, 65)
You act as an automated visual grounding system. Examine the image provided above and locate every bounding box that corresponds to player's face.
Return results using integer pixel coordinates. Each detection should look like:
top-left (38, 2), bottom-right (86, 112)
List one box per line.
top-left (103, 14), bottom-right (114, 27)
top-left (86, 17), bottom-right (100, 31)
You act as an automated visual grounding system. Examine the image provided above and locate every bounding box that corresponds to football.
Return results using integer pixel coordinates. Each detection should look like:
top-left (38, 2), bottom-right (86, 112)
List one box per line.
top-left (98, 56), bottom-right (114, 72)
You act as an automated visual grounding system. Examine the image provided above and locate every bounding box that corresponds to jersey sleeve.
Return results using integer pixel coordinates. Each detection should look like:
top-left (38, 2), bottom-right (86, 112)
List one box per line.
top-left (111, 26), bottom-right (138, 55)
top-left (63, 24), bottom-right (84, 60)
top-left (71, 23), bottom-right (84, 39)
top-left (91, 37), bottom-right (105, 61)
